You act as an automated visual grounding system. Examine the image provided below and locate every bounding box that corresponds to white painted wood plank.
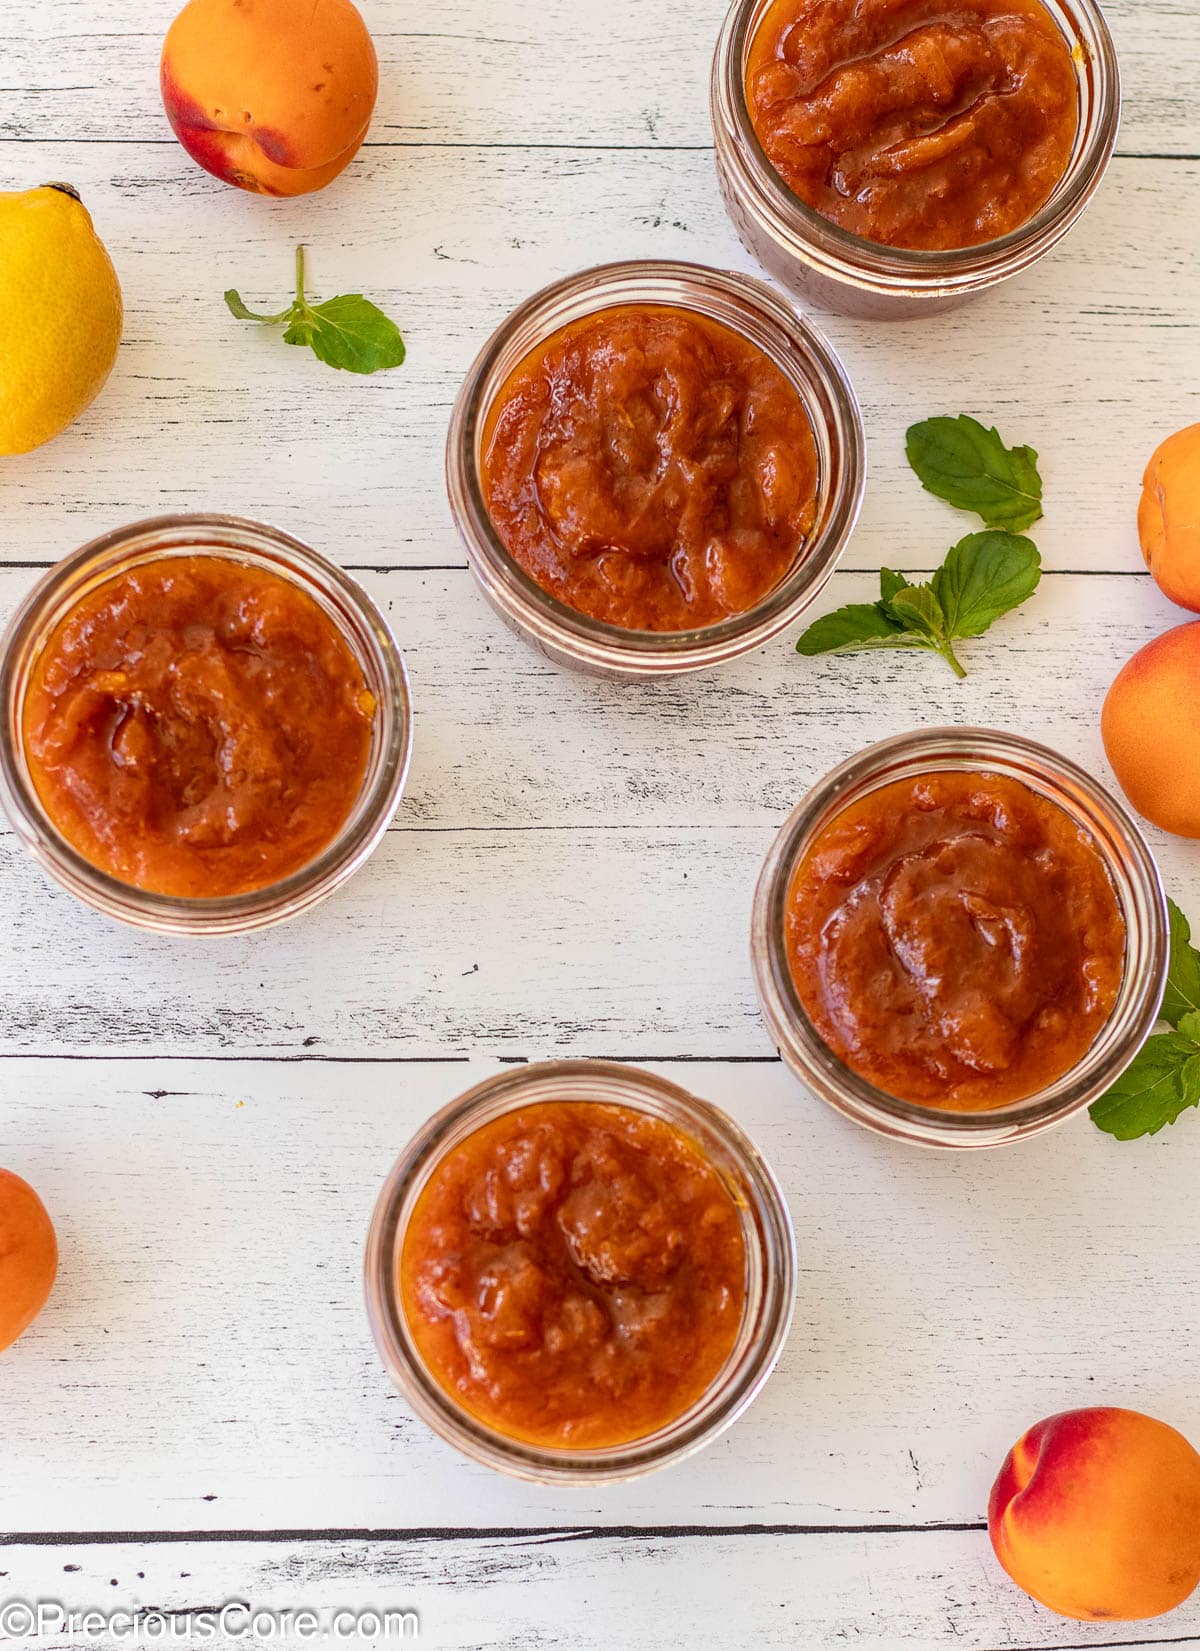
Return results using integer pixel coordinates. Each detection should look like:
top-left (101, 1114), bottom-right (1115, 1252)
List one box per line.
top-left (3, 0), bottom-right (1194, 155)
top-left (0, 148), bottom-right (1195, 575)
top-left (0, 567), bottom-right (1195, 1059)
top-left (3, 1529), bottom-right (1199, 1650)
top-left (0, 817), bottom-right (775, 1056)
top-left (3, 1057), bottom-right (1199, 1545)
top-left (0, 565), bottom-right (1183, 835)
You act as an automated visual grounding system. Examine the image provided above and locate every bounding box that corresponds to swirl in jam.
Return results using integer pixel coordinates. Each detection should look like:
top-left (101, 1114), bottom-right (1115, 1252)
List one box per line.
top-left (480, 304), bottom-right (819, 633)
top-left (22, 555), bottom-right (375, 898)
top-left (786, 772), bottom-right (1126, 1110)
top-left (746, 0), bottom-right (1080, 251)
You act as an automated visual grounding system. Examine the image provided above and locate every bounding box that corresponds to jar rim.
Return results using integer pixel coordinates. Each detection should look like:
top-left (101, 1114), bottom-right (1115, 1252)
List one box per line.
top-left (445, 259), bottom-right (865, 676)
top-left (751, 728), bottom-right (1168, 1148)
top-left (0, 513), bottom-right (413, 935)
top-left (364, 1060), bottom-right (798, 1482)
top-left (712, 0), bottom-right (1122, 299)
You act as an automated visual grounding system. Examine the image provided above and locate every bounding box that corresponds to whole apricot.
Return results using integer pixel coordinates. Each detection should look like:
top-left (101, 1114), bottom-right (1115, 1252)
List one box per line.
top-left (0, 1169), bottom-right (58, 1352)
top-left (1102, 622), bottom-right (1200, 837)
top-left (990, 1408), bottom-right (1200, 1621)
top-left (161, 0), bottom-right (378, 197)
top-left (1139, 423), bottom-right (1200, 611)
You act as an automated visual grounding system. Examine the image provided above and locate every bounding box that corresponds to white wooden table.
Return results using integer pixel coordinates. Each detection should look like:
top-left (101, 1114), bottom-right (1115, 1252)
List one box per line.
top-left (3, 1), bottom-right (1200, 1646)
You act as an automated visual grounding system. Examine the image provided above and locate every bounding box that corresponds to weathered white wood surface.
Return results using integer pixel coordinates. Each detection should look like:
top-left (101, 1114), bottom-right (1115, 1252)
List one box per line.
top-left (0, 147), bottom-right (1197, 574)
top-left (0, 569), bottom-right (1197, 1060)
top-left (4, 1530), bottom-right (1200, 1651)
top-left (3, 0), bottom-right (1196, 155)
top-left (3, 0), bottom-right (1200, 1645)
top-left (4, 1060), bottom-right (1200, 1549)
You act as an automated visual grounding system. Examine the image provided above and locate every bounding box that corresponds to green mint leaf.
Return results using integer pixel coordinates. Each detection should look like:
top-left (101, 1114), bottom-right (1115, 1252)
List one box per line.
top-left (300, 294), bottom-right (407, 375)
top-left (797, 587), bottom-right (968, 675)
top-left (796, 416), bottom-right (1044, 684)
top-left (1178, 1010), bottom-right (1200, 1043)
top-left (1162, 898), bottom-right (1200, 1026)
top-left (225, 247), bottom-right (406, 375)
top-left (906, 415), bottom-right (1044, 532)
top-left (930, 531), bottom-right (1042, 640)
top-left (795, 602), bottom-right (920, 657)
top-left (1089, 1030), bottom-right (1200, 1140)
top-left (886, 582), bottom-right (945, 639)
top-left (281, 311), bottom-right (315, 349)
top-left (886, 582), bottom-right (968, 678)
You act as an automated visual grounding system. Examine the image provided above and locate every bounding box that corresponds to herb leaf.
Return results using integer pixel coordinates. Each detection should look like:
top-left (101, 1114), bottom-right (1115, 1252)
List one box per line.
top-left (1162, 897), bottom-right (1200, 1026)
top-left (797, 413), bottom-right (1044, 678)
top-left (1089, 1030), bottom-right (1200, 1140)
top-left (886, 582), bottom-right (945, 639)
top-left (225, 246), bottom-right (406, 376)
top-left (885, 582), bottom-right (970, 678)
top-left (285, 295), bottom-right (406, 375)
top-left (906, 415), bottom-right (1044, 532)
top-left (797, 536), bottom-right (1038, 678)
top-left (930, 532), bottom-right (1042, 639)
top-left (795, 602), bottom-right (909, 656)
top-left (1089, 897), bottom-right (1200, 1141)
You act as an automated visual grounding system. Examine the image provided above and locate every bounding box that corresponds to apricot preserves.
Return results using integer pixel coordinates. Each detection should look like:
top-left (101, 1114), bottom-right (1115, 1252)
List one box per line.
top-left (786, 771), bottom-right (1126, 1109)
top-left (400, 1101), bottom-right (748, 1449)
top-left (745, 0), bottom-right (1079, 251)
top-left (22, 555), bottom-right (375, 898)
top-left (480, 304), bottom-right (819, 632)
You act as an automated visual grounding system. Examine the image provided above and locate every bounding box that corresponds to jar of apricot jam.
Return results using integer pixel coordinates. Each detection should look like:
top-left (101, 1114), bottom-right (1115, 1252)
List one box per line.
top-left (751, 729), bottom-right (1167, 1148)
top-left (711, 0), bottom-right (1120, 317)
top-left (0, 515), bottom-right (412, 934)
top-left (365, 1062), bottom-right (796, 1481)
top-left (446, 260), bottom-right (864, 678)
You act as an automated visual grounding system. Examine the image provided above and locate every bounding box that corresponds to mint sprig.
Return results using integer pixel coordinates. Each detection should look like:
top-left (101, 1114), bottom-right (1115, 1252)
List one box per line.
top-left (796, 532), bottom-right (1041, 679)
top-left (906, 414), bottom-right (1043, 533)
top-left (225, 246), bottom-right (406, 375)
top-left (1163, 898), bottom-right (1200, 1025)
top-left (1090, 899), bottom-right (1200, 1141)
top-left (797, 413), bottom-right (1046, 679)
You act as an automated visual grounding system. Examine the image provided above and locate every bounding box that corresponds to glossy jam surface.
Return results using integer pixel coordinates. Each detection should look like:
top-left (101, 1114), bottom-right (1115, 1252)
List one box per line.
top-left (786, 772), bottom-right (1126, 1110)
top-left (23, 555), bottom-right (375, 898)
top-left (745, 0), bottom-right (1080, 251)
top-left (401, 1101), bottom-right (748, 1449)
top-left (480, 304), bottom-right (819, 632)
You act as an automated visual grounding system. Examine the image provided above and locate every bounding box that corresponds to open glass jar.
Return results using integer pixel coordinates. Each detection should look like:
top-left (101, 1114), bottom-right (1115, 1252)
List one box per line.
top-left (0, 514), bottom-right (412, 935)
top-left (711, 0), bottom-right (1121, 319)
top-left (445, 259), bottom-right (864, 678)
top-left (365, 1061), bottom-right (797, 1483)
top-left (751, 729), bottom-right (1167, 1148)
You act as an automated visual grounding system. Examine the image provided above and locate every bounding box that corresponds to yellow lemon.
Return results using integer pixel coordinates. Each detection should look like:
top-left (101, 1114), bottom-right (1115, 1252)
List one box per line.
top-left (0, 185), bottom-right (123, 456)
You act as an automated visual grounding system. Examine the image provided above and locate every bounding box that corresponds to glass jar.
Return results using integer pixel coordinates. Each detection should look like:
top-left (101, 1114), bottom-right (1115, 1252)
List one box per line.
top-left (445, 259), bottom-right (865, 678)
top-left (711, 0), bottom-right (1121, 319)
top-left (751, 728), bottom-right (1167, 1149)
top-left (0, 514), bottom-right (412, 935)
top-left (365, 1060), bottom-right (797, 1483)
